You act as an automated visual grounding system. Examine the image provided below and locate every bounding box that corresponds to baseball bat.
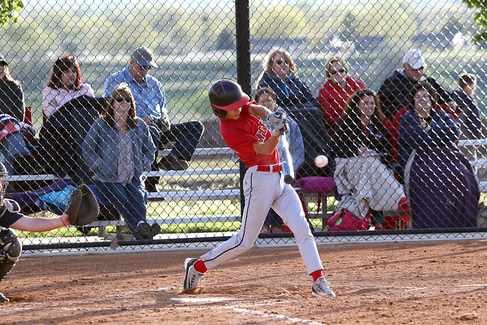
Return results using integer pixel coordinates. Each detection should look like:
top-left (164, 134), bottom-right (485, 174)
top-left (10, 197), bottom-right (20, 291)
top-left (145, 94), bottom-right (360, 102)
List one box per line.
top-left (280, 126), bottom-right (313, 232)
top-left (280, 129), bottom-right (294, 184)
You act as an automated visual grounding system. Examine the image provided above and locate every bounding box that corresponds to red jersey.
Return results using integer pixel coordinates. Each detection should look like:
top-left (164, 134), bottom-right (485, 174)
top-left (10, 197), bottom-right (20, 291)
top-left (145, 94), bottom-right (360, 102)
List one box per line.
top-left (318, 76), bottom-right (366, 135)
top-left (220, 103), bottom-right (279, 168)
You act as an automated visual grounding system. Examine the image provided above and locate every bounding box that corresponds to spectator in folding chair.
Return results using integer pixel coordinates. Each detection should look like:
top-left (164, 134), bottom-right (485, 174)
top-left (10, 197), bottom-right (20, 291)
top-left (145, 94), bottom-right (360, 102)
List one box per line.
top-left (103, 47), bottom-right (204, 193)
top-left (0, 54), bottom-right (25, 122)
top-left (256, 47), bottom-right (334, 180)
top-left (255, 87), bottom-right (305, 233)
top-left (386, 84), bottom-right (460, 184)
top-left (83, 82), bottom-right (159, 240)
top-left (318, 55), bottom-right (366, 136)
top-left (378, 49), bottom-right (457, 121)
top-left (398, 82), bottom-right (479, 229)
top-left (331, 89), bottom-right (405, 230)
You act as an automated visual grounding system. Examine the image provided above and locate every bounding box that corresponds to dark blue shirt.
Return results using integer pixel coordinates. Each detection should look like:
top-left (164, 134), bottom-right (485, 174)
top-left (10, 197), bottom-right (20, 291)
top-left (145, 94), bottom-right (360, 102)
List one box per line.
top-left (452, 89), bottom-right (482, 139)
top-left (398, 109), bottom-right (460, 177)
top-left (258, 72), bottom-right (319, 110)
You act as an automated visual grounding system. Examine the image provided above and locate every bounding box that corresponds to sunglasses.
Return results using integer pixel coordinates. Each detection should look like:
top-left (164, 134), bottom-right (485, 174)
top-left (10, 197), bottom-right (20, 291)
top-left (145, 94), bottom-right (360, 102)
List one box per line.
top-left (137, 63), bottom-right (152, 71)
top-left (274, 59), bottom-right (290, 65)
top-left (411, 66), bottom-right (424, 72)
top-left (115, 97), bottom-right (132, 103)
top-left (330, 68), bottom-right (346, 75)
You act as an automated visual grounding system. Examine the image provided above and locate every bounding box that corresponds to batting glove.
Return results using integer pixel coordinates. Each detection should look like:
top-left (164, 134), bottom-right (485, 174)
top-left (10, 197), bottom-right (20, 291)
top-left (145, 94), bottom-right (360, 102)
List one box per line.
top-left (272, 119), bottom-right (289, 137)
top-left (266, 111), bottom-right (286, 126)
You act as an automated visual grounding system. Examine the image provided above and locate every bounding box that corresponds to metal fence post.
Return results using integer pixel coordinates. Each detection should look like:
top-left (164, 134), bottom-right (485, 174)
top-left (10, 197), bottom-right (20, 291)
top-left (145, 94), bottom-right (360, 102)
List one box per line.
top-left (235, 0), bottom-right (251, 215)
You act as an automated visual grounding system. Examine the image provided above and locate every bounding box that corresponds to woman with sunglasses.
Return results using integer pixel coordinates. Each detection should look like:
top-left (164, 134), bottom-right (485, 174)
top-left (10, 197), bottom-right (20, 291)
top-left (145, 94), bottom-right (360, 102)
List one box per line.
top-left (82, 83), bottom-right (159, 240)
top-left (42, 54), bottom-right (94, 120)
top-left (318, 56), bottom-right (366, 136)
top-left (257, 48), bottom-right (318, 110)
top-left (257, 48), bottom-right (335, 179)
top-left (0, 54), bottom-right (25, 122)
top-left (331, 89), bottom-right (405, 230)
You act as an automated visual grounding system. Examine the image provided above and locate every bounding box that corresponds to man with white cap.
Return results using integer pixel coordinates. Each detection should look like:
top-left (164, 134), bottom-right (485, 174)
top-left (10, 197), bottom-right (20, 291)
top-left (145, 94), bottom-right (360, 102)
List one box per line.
top-left (378, 49), bottom-right (457, 120)
top-left (104, 47), bottom-right (204, 192)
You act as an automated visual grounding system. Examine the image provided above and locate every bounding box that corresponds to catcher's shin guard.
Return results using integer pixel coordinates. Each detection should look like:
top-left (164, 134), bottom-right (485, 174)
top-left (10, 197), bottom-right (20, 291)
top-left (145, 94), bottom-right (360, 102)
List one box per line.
top-left (0, 228), bottom-right (22, 282)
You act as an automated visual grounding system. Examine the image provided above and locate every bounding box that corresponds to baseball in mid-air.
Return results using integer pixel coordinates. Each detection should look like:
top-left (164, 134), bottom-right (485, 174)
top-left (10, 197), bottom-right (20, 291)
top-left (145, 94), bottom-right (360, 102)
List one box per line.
top-left (314, 155), bottom-right (328, 168)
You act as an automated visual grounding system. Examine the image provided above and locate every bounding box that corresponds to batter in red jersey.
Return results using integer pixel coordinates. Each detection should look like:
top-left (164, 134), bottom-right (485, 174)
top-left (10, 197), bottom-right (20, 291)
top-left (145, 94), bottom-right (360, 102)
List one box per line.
top-left (182, 79), bottom-right (335, 298)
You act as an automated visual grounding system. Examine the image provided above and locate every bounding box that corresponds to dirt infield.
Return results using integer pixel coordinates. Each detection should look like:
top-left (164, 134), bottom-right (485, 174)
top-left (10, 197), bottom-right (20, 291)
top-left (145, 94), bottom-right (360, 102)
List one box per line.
top-left (1, 239), bottom-right (487, 324)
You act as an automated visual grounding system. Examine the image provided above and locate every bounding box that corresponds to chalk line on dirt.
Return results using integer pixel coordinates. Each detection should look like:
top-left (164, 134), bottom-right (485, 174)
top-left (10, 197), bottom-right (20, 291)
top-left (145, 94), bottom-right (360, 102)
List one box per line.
top-left (172, 297), bottom-right (326, 325)
top-left (224, 306), bottom-right (328, 325)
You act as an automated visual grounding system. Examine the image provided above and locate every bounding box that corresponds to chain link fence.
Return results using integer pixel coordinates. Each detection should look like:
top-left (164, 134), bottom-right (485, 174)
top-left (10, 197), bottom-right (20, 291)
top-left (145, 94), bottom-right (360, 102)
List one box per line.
top-left (0, 0), bottom-right (486, 252)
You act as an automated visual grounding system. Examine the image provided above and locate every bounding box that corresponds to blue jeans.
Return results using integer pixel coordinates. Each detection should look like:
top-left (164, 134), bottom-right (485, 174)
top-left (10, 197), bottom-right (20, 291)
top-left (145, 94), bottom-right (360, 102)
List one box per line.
top-left (149, 120), bottom-right (204, 169)
top-left (95, 179), bottom-right (147, 234)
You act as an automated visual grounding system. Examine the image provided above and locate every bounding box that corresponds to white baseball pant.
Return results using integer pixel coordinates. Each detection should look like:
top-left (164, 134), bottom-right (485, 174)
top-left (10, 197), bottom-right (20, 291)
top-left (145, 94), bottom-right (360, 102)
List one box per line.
top-left (200, 165), bottom-right (323, 275)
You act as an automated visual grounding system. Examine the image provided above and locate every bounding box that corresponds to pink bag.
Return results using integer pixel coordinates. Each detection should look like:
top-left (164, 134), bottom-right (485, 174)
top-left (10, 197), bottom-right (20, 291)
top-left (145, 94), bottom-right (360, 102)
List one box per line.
top-left (294, 176), bottom-right (335, 194)
top-left (324, 209), bottom-right (371, 231)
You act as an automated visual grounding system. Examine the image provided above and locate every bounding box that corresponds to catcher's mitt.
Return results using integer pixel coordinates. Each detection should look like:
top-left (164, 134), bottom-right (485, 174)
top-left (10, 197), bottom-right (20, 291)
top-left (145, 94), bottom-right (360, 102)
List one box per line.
top-left (65, 184), bottom-right (100, 226)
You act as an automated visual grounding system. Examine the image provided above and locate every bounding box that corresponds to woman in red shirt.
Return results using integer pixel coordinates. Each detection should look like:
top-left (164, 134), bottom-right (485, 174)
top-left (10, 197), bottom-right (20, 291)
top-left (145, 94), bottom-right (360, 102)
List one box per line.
top-left (318, 56), bottom-right (366, 135)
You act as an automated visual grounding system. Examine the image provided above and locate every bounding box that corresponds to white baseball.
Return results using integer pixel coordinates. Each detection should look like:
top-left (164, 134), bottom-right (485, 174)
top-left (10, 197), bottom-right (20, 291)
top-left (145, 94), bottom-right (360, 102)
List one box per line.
top-left (314, 155), bottom-right (328, 168)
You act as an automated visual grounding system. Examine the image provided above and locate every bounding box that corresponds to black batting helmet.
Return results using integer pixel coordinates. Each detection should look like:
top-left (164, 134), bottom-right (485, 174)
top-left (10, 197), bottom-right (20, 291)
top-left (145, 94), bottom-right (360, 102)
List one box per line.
top-left (208, 80), bottom-right (250, 118)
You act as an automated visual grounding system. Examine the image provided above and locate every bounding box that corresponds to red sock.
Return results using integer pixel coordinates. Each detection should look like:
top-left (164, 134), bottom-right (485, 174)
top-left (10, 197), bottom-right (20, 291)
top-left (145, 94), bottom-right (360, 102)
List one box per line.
top-left (194, 259), bottom-right (207, 273)
top-left (311, 269), bottom-right (323, 282)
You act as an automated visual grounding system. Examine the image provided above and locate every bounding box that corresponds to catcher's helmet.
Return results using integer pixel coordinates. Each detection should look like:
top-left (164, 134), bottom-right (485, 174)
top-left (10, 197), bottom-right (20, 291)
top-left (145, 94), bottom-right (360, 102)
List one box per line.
top-left (208, 80), bottom-right (250, 118)
top-left (0, 163), bottom-right (8, 206)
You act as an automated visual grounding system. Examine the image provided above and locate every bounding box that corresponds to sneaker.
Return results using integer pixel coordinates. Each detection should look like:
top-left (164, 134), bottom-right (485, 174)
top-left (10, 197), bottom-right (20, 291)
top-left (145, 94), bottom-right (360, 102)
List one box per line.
top-left (312, 277), bottom-right (335, 298)
top-left (158, 155), bottom-right (189, 171)
top-left (183, 258), bottom-right (204, 290)
top-left (150, 223), bottom-right (161, 238)
top-left (0, 292), bottom-right (9, 302)
top-left (145, 177), bottom-right (160, 193)
top-left (135, 222), bottom-right (159, 240)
